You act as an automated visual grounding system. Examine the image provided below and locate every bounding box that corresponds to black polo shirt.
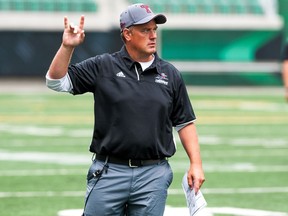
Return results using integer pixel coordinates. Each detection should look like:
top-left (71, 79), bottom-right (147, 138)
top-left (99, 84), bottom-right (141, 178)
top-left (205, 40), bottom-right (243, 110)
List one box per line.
top-left (68, 46), bottom-right (196, 159)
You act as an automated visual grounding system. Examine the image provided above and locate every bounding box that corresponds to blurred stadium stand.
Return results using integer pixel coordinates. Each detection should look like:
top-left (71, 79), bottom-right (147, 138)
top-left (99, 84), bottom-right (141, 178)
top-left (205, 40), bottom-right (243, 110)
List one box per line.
top-left (0, 0), bottom-right (286, 86)
top-left (129, 0), bottom-right (264, 15)
top-left (0, 0), bottom-right (97, 12)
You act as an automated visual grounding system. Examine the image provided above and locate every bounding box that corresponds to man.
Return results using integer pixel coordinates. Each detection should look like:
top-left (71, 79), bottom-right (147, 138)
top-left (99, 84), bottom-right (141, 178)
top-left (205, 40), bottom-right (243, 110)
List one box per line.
top-left (282, 43), bottom-right (288, 102)
top-left (46, 3), bottom-right (205, 216)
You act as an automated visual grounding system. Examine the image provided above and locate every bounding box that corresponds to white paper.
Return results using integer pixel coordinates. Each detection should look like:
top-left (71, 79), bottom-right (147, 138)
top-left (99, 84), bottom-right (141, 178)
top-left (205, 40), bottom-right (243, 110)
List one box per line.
top-left (182, 172), bottom-right (207, 216)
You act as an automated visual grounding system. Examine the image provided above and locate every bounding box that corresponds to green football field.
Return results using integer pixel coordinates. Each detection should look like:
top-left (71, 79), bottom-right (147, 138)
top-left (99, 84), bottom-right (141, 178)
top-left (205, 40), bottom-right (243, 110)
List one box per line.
top-left (0, 84), bottom-right (288, 216)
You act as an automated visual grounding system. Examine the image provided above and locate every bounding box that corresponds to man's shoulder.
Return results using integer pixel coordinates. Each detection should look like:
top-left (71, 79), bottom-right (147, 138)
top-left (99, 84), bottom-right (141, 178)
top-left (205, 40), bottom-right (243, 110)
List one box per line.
top-left (157, 57), bottom-right (180, 75)
top-left (87, 52), bottom-right (118, 64)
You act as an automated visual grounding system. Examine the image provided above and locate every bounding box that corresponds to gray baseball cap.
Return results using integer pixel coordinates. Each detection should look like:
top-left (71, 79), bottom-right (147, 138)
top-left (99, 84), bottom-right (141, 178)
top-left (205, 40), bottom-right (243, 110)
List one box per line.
top-left (120, 3), bottom-right (167, 32)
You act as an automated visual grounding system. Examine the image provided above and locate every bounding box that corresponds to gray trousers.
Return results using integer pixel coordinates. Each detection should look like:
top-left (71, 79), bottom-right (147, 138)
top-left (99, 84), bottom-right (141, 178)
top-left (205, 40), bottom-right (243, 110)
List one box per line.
top-left (83, 158), bottom-right (173, 216)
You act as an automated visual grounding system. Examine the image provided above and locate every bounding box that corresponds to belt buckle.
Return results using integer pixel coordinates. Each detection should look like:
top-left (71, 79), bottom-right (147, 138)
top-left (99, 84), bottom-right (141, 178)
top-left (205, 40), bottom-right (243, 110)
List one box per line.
top-left (129, 159), bottom-right (139, 168)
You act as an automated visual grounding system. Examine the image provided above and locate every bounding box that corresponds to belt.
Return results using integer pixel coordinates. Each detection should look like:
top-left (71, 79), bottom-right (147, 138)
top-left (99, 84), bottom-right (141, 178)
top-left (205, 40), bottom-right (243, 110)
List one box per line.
top-left (96, 154), bottom-right (165, 168)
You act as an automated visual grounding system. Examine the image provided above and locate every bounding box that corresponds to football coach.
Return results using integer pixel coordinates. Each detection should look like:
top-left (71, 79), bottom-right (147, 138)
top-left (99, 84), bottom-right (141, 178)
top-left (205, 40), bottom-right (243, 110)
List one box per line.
top-left (46, 3), bottom-right (205, 216)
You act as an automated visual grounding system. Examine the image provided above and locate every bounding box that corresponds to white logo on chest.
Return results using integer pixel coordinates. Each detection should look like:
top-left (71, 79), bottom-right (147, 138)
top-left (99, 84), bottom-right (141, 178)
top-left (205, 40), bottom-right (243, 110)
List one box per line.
top-left (116, 71), bottom-right (126, 78)
top-left (155, 73), bottom-right (168, 85)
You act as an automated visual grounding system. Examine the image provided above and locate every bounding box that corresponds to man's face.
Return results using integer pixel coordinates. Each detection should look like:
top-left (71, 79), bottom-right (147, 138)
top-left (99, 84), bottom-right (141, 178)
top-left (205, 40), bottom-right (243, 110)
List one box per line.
top-left (128, 20), bottom-right (158, 56)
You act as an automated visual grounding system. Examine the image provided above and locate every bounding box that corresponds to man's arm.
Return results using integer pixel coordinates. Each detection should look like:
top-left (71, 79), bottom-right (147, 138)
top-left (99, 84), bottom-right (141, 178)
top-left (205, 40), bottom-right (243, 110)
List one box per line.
top-left (282, 60), bottom-right (288, 102)
top-left (48, 16), bottom-right (85, 79)
top-left (178, 123), bottom-right (205, 194)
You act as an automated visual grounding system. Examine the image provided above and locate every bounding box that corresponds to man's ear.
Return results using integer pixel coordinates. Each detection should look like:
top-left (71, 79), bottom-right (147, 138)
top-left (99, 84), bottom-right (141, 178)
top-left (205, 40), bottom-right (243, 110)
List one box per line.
top-left (123, 28), bottom-right (132, 42)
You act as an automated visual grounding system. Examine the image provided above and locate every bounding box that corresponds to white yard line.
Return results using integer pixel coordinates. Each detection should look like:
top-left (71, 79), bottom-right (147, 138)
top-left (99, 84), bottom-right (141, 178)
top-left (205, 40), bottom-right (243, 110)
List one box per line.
top-left (58, 207), bottom-right (288, 216)
top-left (0, 149), bottom-right (288, 173)
top-left (2, 189), bottom-right (288, 216)
top-left (0, 191), bottom-right (84, 198)
top-left (170, 162), bottom-right (288, 173)
top-left (1, 187), bottom-right (288, 198)
top-left (0, 169), bottom-right (87, 176)
top-left (169, 187), bottom-right (288, 195)
top-left (1, 162), bottom-right (288, 177)
top-left (0, 124), bottom-right (92, 137)
top-left (0, 151), bottom-right (91, 165)
top-left (203, 207), bottom-right (288, 216)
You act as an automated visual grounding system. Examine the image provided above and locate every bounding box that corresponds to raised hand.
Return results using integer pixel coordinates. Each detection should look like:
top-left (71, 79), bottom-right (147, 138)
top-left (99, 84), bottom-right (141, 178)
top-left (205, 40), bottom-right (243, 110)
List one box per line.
top-left (62, 15), bottom-right (85, 48)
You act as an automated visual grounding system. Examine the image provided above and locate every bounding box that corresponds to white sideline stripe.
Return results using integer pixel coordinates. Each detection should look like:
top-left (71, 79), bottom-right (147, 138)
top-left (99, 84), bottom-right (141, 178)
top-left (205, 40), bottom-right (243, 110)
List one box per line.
top-left (207, 207), bottom-right (288, 216)
top-left (0, 191), bottom-right (84, 198)
top-left (0, 150), bottom-right (288, 174)
top-left (171, 61), bottom-right (281, 73)
top-left (0, 169), bottom-right (87, 176)
top-left (1, 163), bottom-right (288, 177)
top-left (0, 124), bottom-right (92, 137)
top-left (57, 207), bottom-right (288, 216)
top-left (1, 187), bottom-right (288, 198)
top-left (169, 187), bottom-right (288, 195)
top-left (171, 162), bottom-right (288, 173)
top-left (205, 207), bottom-right (288, 216)
top-left (0, 151), bottom-right (90, 165)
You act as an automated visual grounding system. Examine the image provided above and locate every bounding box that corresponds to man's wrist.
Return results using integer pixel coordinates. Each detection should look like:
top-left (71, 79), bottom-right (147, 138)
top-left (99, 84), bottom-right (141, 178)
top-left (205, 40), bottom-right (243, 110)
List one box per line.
top-left (61, 43), bottom-right (75, 51)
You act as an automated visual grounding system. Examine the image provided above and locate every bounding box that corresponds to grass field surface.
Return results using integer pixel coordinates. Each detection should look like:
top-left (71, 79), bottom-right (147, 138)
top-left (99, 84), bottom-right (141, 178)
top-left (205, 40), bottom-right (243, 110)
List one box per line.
top-left (0, 82), bottom-right (288, 216)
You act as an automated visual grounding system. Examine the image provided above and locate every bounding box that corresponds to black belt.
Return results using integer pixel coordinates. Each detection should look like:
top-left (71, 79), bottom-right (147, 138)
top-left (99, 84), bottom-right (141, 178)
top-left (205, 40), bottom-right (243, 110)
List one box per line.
top-left (96, 154), bottom-right (165, 167)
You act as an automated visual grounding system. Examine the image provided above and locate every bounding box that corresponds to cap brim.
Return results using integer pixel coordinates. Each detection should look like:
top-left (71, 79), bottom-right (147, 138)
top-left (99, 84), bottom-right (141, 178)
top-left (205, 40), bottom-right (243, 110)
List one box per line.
top-left (134, 14), bottom-right (167, 25)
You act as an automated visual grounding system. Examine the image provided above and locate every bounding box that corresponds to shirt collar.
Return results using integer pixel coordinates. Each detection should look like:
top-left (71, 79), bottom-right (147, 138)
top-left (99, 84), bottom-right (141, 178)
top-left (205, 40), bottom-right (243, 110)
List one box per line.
top-left (119, 46), bottom-right (162, 75)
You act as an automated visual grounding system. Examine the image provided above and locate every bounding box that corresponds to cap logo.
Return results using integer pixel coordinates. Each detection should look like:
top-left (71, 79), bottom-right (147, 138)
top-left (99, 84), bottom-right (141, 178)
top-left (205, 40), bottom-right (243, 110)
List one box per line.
top-left (120, 22), bottom-right (126, 29)
top-left (140, 5), bottom-right (152, 13)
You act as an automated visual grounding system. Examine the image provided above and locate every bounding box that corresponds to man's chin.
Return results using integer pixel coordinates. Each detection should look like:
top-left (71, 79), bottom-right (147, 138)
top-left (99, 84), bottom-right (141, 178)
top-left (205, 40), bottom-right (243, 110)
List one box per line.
top-left (147, 47), bottom-right (157, 54)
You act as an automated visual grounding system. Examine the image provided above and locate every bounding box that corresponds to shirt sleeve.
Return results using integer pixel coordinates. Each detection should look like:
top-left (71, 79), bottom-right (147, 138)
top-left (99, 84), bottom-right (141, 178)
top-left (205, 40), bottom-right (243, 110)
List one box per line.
top-left (175, 120), bottom-right (195, 132)
top-left (171, 72), bottom-right (196, 127)
top-left (68, 56), bottom-right (100, 95)
top-left (45, 72), bottom-right (73, 93)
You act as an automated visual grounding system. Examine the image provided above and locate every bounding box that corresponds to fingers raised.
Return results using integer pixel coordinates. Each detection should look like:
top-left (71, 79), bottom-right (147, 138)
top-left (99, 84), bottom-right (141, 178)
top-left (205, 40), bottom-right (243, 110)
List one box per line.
top-left (64, 16), bottom-right (69, 29)
top-left (64, 16), bottom-right (84, 32)
top-left (79, 15), bottom-right (85, 30)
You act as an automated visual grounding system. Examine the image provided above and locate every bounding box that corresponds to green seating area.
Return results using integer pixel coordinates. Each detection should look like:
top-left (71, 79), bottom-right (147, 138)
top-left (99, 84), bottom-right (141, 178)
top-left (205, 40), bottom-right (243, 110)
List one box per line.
top-left (129, 0), bottom-right (264, 15)
top-left (0, 0), bottom-right (97, 12)
top-left (161, 29), bottom-right (280, 61)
